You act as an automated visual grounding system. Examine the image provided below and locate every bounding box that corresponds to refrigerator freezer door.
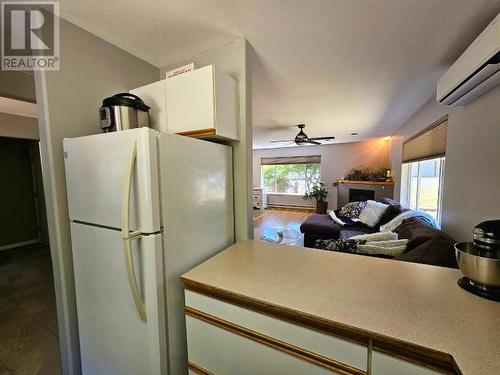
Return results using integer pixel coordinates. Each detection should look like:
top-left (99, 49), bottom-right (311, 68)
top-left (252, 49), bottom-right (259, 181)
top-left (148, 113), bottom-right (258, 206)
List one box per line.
top-left (70, 222), bottom-right (166, 375)
top-left (158, 133), bottom-right (234, 375)
top-left (63, 128), bottom-right (160, 233)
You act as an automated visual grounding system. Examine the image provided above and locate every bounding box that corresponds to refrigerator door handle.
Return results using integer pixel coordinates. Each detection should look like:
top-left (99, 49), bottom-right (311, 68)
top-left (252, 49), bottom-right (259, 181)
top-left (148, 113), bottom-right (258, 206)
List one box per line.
top-left (124, 235), bottom-right (147, 321)
top-left (122, 140), bottom-right (147, 321)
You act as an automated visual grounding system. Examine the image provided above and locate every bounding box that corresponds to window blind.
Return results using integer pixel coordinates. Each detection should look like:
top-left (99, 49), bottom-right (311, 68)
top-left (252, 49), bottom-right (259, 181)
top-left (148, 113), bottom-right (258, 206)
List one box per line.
top-left (402, 116), bottom-right (448, 163)
top-left (260, 155), bottom-right (321, 165)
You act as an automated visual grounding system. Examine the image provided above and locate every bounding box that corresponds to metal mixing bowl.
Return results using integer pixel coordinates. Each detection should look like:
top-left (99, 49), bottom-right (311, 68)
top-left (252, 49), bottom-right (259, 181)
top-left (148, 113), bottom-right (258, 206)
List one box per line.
top-left (455, 242), bottom-right (500, 287)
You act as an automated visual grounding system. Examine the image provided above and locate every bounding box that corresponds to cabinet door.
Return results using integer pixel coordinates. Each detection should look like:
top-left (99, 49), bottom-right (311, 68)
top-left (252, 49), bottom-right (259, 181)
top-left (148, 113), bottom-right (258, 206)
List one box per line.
top-left (186, 315), bottom-right (338, 375)
top-left (131, 80), bottom-right (167, 132)
top-left (185, 291), bottom-right (368, 372)
top-left (372, 351), bottom-right (442, 375)
top-left (165, 65), bottom-right (215, 133)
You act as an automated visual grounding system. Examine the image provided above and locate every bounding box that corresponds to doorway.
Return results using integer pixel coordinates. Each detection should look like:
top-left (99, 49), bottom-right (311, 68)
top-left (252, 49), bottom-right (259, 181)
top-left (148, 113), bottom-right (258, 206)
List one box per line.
top-left (0, 136), bottom-right (61, 374)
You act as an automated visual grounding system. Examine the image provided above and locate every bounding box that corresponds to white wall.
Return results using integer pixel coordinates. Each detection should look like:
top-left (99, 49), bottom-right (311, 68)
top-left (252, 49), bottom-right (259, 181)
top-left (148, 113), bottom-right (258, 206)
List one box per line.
top-left (390, 86), bottom-right (500, 241)
top-left (253, 138), bottom-right (390, 210)
top-left (35, 18), bottom-right (160, 375)
top-left (0, 112), bottom-right (38, 140)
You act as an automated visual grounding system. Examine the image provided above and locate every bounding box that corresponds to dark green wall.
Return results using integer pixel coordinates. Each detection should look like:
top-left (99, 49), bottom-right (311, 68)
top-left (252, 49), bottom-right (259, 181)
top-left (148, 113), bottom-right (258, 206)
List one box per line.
top-left (0, 137), bottom-right (38, 246)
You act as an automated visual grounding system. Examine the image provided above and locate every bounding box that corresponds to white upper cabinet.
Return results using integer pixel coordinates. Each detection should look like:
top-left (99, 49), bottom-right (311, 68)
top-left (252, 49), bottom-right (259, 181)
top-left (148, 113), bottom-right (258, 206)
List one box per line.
top-left (130, 80), bottom-right (166, 132)
top-left (131, 65), bottom-right (239, 141)
top-left (165, 65), bottom-right (238, 141)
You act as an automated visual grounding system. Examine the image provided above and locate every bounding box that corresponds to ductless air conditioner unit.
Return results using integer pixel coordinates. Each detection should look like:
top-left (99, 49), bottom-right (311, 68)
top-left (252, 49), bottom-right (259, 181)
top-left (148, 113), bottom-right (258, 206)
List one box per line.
top-left (437, 13), bottom-right (500, 106)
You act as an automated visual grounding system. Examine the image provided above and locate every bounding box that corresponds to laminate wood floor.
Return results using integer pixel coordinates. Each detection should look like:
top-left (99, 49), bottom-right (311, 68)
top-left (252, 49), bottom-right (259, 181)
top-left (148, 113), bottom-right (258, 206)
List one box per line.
top-left (0, 245), bottom-right (61, 375)
top-left (253, 208), bottom-right (313, 247)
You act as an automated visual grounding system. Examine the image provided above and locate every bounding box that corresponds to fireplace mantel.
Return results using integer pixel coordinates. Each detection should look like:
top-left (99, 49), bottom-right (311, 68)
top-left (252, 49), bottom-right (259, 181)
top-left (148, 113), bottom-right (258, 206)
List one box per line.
top-left (336, 180), bottom-right (394, 186)
top-left (336, 180), bottom-right (394, 208)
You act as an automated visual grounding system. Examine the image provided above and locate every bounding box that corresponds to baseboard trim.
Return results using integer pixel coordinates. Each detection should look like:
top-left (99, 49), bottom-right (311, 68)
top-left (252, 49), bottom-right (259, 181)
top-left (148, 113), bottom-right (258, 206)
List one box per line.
top-left (267, 205), bottom-right (315, 212)
top-left (0, 239), bottom-right (39, 252)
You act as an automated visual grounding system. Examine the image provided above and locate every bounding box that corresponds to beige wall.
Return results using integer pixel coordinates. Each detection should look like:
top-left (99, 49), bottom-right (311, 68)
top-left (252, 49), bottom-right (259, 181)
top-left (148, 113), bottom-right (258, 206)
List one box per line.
top-left (0, 71), bottom-right (36, 102)
top-left (442, 86), bottom-right (500, 241)
top-left (35, 18), bottom-right (160, 375)
top-left (0, 112), bottom-right (38, 139)
top-left (389, 99), bottom-right (448, 200)
top-left (167, 40), bottom-right (253, 242)
top-left (389, 86), bottom-right (500, 241)
top-left (253, 138), bottom-right (390, 210)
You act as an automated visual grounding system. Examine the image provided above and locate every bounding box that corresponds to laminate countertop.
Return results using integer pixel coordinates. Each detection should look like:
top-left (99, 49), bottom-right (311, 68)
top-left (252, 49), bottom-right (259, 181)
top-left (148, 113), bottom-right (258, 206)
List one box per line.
top-left (181, 240), bottom-right (500, 375)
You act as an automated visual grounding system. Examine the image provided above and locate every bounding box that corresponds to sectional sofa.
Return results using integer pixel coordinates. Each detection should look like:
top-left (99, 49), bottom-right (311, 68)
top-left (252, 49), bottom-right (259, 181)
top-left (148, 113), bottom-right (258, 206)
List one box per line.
top-left (299, 198), bottom-right (458, 268)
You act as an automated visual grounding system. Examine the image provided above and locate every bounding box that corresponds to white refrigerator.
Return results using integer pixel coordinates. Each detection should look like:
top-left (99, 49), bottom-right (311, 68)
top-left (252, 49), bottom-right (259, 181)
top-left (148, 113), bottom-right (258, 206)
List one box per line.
top-left (63, 128), bottom-right (234, 375)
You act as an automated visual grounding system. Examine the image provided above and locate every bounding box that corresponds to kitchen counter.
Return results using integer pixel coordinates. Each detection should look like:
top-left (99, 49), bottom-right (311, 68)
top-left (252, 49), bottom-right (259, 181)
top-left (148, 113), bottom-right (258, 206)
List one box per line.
top-left (181, 240), bottom-right (500, 375)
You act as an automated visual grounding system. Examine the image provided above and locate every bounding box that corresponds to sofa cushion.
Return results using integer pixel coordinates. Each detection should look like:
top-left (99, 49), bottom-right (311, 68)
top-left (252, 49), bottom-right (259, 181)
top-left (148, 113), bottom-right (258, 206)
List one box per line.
top-left (378, 198), bottom-right (405, 226)
top-left (380, 197), bottom-right (401, 207)
top-left (397, 217), bottom-right (451, 251)
top-left (395, 237), bottom-right (458, 268)
top-left (300, 213), bottom-right (375, 238)
top-left (340, 230), bottom-right (367, 240)
top-left (300, 213), bottom-right (344, 236)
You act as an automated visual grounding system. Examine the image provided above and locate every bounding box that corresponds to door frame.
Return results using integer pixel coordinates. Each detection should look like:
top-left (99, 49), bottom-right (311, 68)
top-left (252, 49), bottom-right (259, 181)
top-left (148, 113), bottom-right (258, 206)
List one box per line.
top-left (35, 70), bottom-right (81, 375)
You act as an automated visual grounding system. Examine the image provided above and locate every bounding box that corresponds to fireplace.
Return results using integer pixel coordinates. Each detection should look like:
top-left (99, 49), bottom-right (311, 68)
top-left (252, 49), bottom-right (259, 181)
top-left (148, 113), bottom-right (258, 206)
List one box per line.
top-left (336, 180), bottom-right (394, 208)
top-left (349, 188), bottom-right (375, 202)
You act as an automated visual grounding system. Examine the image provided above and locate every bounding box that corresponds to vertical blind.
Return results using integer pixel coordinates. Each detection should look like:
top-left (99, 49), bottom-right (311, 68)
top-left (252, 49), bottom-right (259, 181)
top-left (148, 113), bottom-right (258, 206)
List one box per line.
top-left (260, 155), bottom-right (321, 165)
top-left (402, 116), bottom-right (448, 163)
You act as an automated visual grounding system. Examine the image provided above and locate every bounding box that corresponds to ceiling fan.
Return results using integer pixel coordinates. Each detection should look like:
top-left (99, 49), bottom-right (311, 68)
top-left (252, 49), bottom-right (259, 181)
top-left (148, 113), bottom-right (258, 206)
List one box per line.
top-left (270, 124), bottom-right (335, 146)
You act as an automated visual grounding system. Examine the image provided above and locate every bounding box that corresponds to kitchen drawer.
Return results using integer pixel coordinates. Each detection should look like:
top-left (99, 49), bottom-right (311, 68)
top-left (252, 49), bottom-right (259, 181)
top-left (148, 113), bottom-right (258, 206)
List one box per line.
top-left (371, 351), bottom-right (442, 375)
top-left (186, 315), bottom-right (338, 375)
top-left (185, 290), bottom-right (367, 372)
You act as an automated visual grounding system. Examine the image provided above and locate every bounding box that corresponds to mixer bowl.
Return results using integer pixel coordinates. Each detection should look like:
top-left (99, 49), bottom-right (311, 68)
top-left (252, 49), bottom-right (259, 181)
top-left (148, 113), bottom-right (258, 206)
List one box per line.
top-left (455, 242), bottom-right (500, 287)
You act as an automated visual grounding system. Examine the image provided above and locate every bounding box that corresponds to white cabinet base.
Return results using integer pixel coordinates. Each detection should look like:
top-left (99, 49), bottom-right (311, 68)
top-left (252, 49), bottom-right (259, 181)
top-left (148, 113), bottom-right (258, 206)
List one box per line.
top-left (372, 351), bottom-right (442, 375)
top-left (187, 315), bottom-right (337, 375)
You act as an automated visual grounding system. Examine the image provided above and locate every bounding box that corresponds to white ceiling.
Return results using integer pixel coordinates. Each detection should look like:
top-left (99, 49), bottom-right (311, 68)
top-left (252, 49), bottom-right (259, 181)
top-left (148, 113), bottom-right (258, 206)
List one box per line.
top-left (59, 0), bottom-right (500, 148)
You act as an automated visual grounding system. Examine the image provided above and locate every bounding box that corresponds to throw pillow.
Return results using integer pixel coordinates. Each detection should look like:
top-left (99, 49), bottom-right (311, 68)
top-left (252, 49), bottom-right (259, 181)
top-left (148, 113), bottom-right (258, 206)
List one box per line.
top-left (338, 201), bottom-right (367, 218)
top-left (378, 198), bottom-right (405, 226)
top-left (358, 200), bottom-right (389, 227)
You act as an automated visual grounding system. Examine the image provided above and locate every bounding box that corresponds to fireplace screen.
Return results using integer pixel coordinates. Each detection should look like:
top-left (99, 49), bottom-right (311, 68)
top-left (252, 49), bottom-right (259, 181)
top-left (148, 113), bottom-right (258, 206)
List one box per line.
top-left (349, 188), bottom-right (375, 202)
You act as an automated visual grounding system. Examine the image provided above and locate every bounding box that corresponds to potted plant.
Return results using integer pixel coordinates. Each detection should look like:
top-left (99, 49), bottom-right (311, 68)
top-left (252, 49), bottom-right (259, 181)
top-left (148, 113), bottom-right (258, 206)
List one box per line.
top-left (343, 166), bottom-right (391, 182)
top-left (303, 181), bottom-right (329, 214)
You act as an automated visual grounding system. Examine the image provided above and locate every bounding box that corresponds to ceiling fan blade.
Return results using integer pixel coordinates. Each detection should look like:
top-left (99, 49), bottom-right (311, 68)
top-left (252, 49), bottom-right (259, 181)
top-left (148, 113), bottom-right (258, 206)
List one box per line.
top-left (269, 139), bottom-right (295, 143)
top-left (309, 136), bottom-right (335, 140)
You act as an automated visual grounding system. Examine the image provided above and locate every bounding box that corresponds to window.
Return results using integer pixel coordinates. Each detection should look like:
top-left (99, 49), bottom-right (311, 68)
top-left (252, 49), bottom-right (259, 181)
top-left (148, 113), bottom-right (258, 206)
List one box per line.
top-left (401, 116), bottom-right (448, 225)
top-left (261, 156), bottom-right (321, 194)
top-left (402, 157), bottom-right (445, 224)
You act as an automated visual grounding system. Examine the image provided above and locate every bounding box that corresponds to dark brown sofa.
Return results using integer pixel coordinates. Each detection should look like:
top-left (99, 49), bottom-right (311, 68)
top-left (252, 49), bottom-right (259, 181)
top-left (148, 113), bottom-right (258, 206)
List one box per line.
top-left (300, 199), bottom-right (458, 268)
